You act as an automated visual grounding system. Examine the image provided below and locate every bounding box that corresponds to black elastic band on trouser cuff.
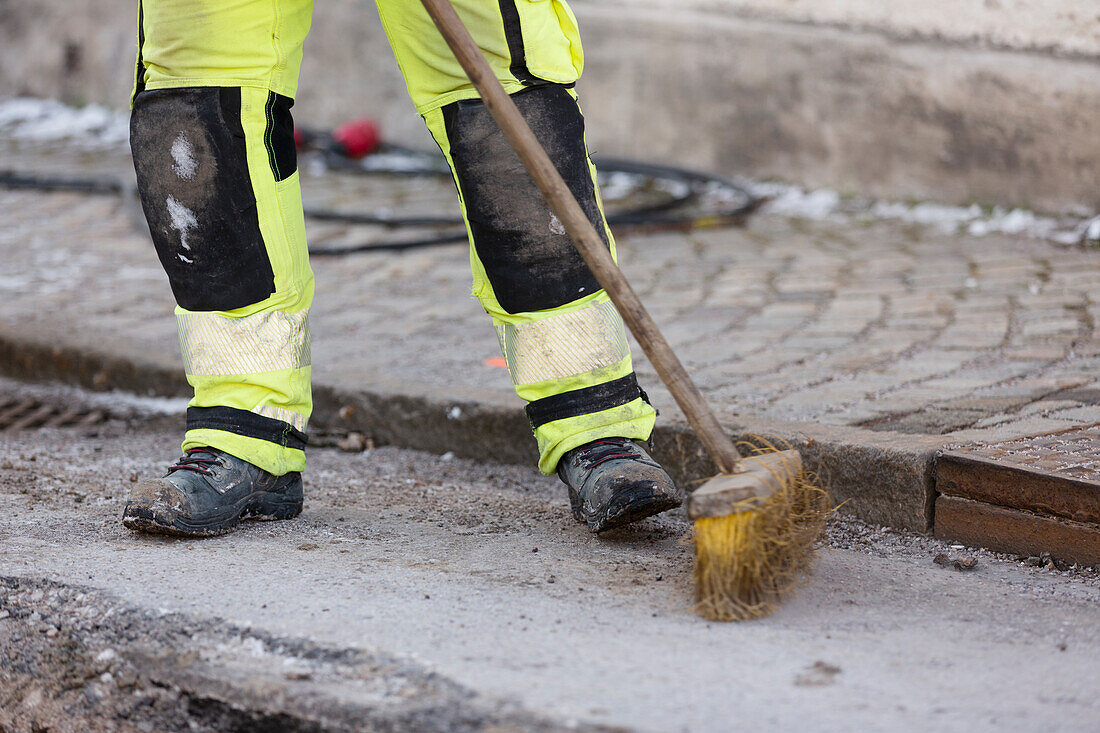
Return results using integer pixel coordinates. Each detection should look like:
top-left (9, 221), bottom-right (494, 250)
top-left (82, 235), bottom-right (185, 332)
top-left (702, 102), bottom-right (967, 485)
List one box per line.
top-left (187, 406), bottom-right (308, 452)
top-left (525, 373), bottom-right (646, 430)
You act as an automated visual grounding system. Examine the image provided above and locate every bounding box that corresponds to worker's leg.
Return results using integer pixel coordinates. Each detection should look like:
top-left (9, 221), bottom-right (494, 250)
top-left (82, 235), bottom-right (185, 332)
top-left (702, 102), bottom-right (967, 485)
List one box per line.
top-left (376, 0), bottom-right (657, 477)
top-left (129, 0), bottom-right (315, 477)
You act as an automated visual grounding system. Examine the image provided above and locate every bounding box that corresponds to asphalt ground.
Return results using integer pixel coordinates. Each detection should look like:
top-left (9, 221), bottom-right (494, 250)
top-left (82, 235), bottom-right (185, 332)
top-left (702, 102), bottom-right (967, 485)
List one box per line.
top-left (2, 379), bottom-right (1099, 732)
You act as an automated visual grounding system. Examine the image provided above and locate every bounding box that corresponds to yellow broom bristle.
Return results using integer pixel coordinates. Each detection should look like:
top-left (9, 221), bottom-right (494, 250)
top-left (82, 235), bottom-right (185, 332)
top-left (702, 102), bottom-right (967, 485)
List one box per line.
top-left (692, 442), bottom-right (831, 622)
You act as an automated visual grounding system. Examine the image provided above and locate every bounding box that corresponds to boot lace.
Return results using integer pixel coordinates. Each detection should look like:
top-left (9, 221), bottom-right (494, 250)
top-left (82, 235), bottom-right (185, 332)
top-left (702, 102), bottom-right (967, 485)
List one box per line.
top-left (577, 438), bottom-right (639, 470)
top-left (167, 447), bottom-right (222, 476)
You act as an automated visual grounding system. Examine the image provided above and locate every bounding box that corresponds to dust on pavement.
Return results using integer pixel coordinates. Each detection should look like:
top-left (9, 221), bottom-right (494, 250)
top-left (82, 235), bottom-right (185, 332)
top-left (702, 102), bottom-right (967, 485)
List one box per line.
top-left (1, 380), bottom-right (1099, 732)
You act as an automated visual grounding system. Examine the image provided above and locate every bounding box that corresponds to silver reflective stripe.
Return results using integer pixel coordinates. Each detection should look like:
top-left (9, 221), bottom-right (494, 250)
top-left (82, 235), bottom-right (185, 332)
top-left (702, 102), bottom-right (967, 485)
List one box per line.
top-left (255, 404), bottom-right (309, 432)
top-left (177, 309), bottom-right (311, 376)
top-left (496, 300), bottom-right (629, 385)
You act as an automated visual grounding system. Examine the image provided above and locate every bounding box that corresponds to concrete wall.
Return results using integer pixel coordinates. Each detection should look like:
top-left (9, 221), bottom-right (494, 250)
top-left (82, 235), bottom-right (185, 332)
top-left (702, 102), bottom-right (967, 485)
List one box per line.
top-left (575, 6), bottom-right (1100, 213)
top-left (1, 0), bottom-right (1097, 213)
top-left (604, 0), bottom-right (1100, 56)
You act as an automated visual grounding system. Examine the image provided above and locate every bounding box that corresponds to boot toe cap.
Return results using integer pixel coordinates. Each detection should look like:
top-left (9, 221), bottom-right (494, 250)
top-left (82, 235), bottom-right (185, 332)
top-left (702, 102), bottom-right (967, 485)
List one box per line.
top-left (585, 474), bottom-right (682, 532)
top-left (122, 479), bottom-right (190, 530)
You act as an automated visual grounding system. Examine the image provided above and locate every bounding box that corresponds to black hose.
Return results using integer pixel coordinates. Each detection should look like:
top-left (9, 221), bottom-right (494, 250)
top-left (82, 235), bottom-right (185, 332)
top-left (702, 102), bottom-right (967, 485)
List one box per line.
top-left (0, 170), bottom-right (124, 195)
top-left (307, 231), bottom-right (470, 255)
top-left (302, 150), bottom-right (758, 253)
top-left (302, 208), bottom-right (460, 227)
top-left (0, 150), bottom-right (759, 255)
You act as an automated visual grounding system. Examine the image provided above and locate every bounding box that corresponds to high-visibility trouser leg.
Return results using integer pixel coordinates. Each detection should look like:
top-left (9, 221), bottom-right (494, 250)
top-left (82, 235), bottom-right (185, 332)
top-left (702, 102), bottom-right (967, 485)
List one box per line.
top-left (129, 0), bottom-right (315, 476)
top-left (377, 0), bottom-right (656, 474)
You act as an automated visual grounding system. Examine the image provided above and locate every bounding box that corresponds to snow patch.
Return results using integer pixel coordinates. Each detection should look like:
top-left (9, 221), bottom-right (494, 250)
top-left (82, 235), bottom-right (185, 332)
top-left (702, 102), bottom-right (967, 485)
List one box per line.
top-left (0, 96), bottom-right (128, 148)
top-left (597, 171), bottom-right (645, 200)
top-left (549, 213), bottom-right (566, 235)
top-left (758, 185), bottom-right (841, 220)
top-left (750, 180), bottom-right (1096, 247)
top-left (1083, 216), bottom-right (1100, 243)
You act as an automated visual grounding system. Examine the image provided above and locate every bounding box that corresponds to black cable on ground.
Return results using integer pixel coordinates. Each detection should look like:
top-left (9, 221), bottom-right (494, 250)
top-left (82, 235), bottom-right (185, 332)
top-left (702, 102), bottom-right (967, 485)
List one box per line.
top-left (304, 148), bottom-right (759, 253)
top-left (302, 208), bottom-right (461, 227)
top-left (0, 170), bottom-right (124, 195)
top-left (307, 231), bottom-right (470, 255)
top-left (1, 150), bottom-right (760, 255)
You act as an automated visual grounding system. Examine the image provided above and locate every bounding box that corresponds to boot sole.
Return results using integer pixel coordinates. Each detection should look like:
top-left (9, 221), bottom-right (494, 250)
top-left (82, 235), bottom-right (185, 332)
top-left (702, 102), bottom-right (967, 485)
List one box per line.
top-left (122, 491), bottom-right (303, 538)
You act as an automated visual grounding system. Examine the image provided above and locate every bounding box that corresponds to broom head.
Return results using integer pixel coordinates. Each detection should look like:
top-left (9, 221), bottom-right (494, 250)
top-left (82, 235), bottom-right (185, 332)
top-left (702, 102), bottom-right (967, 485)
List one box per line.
top-left (688, 445), bottom-right (830, 621)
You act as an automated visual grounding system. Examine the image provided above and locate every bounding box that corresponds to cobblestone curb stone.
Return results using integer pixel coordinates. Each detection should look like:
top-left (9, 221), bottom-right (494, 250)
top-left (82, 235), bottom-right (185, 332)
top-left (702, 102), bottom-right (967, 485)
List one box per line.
top-left (0, 326), bottom-right (942, 532)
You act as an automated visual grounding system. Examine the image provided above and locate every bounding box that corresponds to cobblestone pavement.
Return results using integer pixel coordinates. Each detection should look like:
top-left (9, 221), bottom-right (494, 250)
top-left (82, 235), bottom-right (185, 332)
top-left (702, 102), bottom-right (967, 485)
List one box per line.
top-left (2, 138), bottom-right (1099, 447)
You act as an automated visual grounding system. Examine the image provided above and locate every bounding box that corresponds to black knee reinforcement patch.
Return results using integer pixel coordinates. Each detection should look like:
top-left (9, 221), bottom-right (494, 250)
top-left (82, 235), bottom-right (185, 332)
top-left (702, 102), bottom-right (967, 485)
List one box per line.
top-left (130, 87), bottom-right (276, 312)
top-left (442, 85), bottom-right (607, 315)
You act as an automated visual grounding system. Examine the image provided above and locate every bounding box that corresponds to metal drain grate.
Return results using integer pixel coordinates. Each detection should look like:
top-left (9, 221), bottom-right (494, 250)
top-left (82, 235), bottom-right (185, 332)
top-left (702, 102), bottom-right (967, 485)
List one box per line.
top-left (949, 423), bottom-right (1100, 481)
top-left (0, 397), bottom-right (106, 433)
top-left (936, 423), bottom-right (1100, 566)
top-left (937, 422), bottom-right (1100, 525)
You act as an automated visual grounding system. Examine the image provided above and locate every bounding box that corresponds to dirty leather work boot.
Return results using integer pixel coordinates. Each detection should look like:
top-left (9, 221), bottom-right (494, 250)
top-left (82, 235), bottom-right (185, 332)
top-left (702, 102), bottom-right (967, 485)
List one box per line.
top-left (122, 447), bottom-right (303, 537)
top-left (557, 438), bottom-right (681, 532)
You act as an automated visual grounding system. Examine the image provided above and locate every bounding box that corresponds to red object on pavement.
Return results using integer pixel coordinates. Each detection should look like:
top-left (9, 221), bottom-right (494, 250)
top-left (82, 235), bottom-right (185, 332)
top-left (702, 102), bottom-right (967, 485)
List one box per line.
top-left (331, 117), bottom-right (381, 158)
top-left (293, 126), bottom-right (306, 148)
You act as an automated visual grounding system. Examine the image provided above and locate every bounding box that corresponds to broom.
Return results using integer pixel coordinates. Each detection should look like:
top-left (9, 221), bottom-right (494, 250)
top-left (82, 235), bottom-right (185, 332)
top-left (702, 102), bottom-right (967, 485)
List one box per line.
top-left (419, 0), bottom-right (831, 620)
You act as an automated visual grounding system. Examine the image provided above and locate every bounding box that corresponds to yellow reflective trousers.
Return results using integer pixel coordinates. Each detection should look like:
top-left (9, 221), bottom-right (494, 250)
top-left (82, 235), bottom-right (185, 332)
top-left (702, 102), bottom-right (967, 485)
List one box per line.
top-left (132, 0), bottom-right (655, 476)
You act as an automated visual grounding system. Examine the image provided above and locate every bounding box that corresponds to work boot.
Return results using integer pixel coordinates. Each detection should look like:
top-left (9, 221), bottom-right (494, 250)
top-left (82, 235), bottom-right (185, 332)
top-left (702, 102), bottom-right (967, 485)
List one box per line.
top-left (122, 447), bottom-right (303, 537)
top-left (557, 437), bottom-right (681, 533)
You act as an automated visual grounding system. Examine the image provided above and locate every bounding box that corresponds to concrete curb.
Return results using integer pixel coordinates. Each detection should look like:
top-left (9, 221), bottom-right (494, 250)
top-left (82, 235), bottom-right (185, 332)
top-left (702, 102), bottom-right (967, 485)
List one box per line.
top-left (1, 328), bottom-right (945, 532)
top-left (313, 386), bottom-right (946, 533)
top-left (4, 1), bottom-right (1099, 212)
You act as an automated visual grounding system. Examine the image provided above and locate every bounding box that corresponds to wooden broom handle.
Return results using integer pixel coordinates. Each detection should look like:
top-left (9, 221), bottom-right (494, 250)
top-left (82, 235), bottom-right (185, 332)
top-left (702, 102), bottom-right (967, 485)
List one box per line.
top-left (419, 0), bottom-right (743, 474)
